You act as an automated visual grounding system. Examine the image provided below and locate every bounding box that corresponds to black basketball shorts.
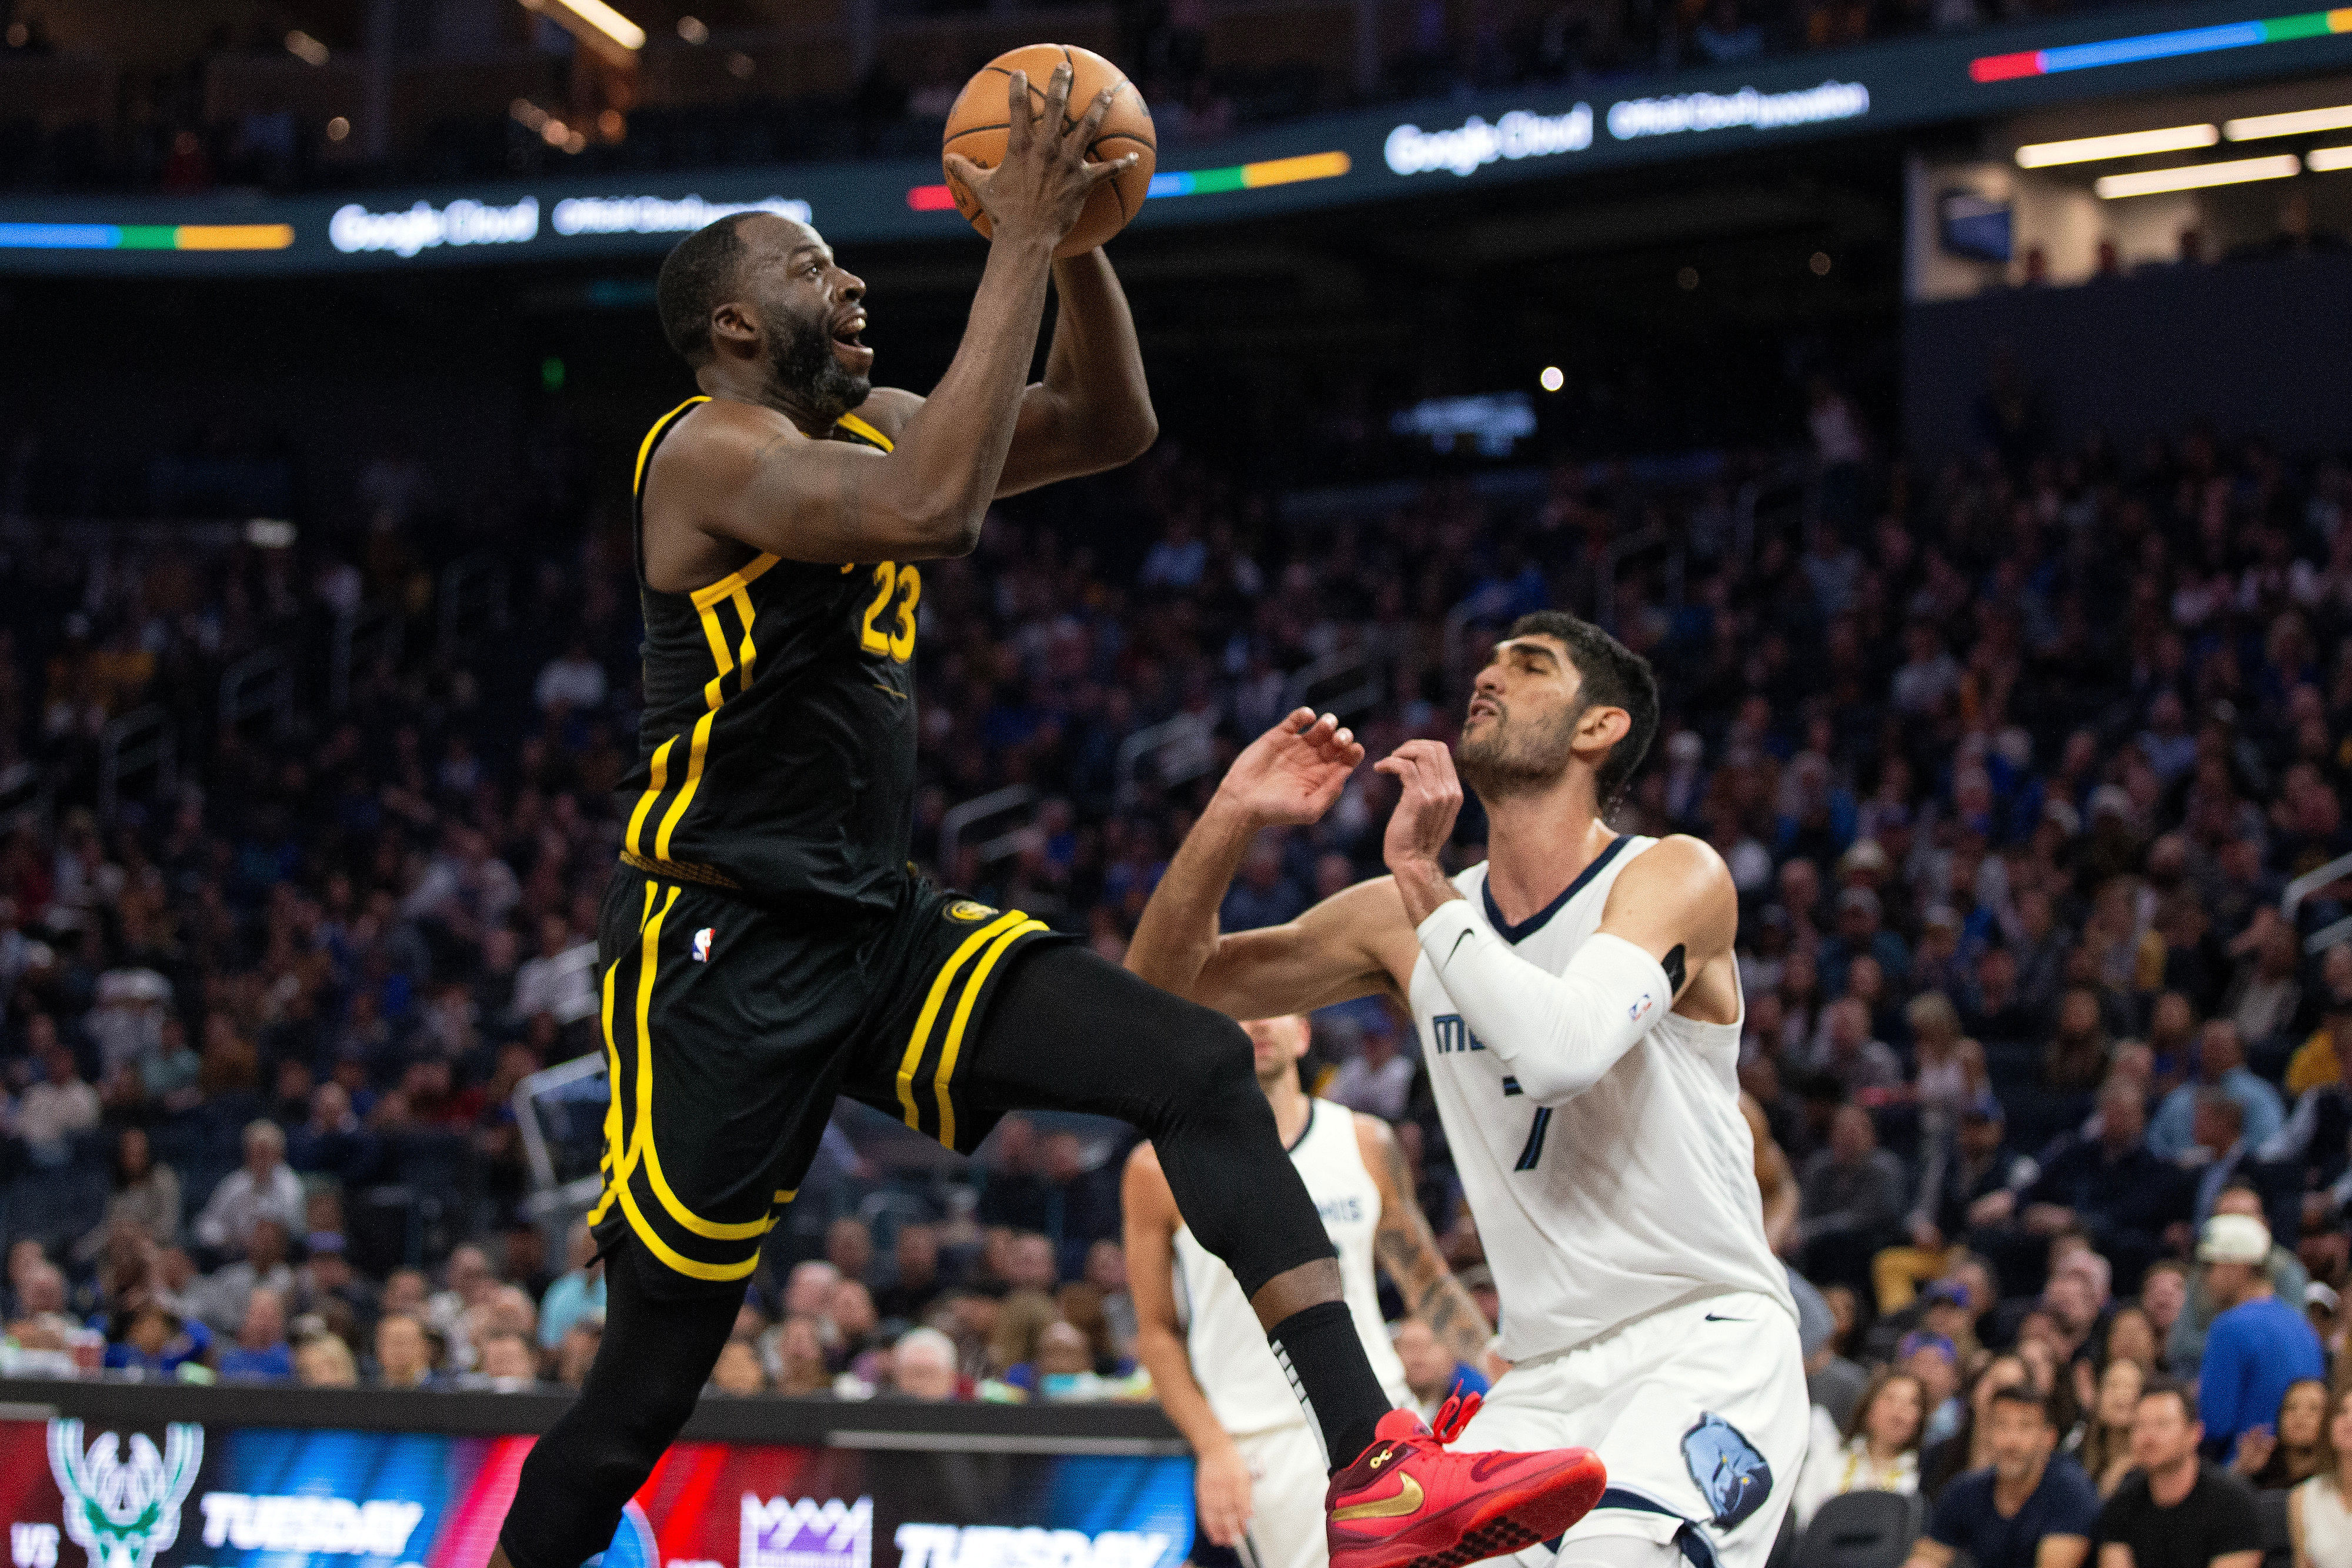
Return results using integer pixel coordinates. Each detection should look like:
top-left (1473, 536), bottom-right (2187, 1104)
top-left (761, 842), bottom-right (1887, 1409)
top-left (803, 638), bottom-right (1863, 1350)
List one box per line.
top-left (585, 866), bottom-right (1066, 1290)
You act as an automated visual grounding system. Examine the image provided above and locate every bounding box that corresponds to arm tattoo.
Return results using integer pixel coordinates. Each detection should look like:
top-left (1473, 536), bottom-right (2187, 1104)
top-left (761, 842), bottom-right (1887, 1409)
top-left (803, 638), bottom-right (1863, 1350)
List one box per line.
top-left (1662, 943), bottom-right (1687, 994)
top-left (1373, 1135), bottom-right (1493, 1366)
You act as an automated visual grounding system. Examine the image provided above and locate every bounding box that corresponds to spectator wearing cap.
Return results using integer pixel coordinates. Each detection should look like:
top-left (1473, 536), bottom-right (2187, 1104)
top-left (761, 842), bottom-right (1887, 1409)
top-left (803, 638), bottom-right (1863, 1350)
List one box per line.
top-left (1821, 886), bottom-right (1910, 1000)
top-left (192, 1120), bottom-right (305, 1257)
top-left (1904, 1386), bottom-right (2099, 1568)
top-left (2279, 946), bottom-right (2352, 1096)
top-left (2168, 1186), bottom-right (2309, 1372)
top-left (1902, 1330), bottom-right (1964, 1445)
top-left (2149, 1020), bottom-right (2284, 1163)
top-left (1879, 1092), bottom-right (2035, 1312)
top-left (2195, 1212), bottom-right (2324, 1463)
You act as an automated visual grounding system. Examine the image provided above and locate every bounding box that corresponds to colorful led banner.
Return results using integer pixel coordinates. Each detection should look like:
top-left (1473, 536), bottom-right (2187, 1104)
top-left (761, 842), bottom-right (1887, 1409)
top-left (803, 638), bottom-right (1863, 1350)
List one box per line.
top-left (3, 0), bottom-right (2350, 275)
top-left (1971, 5), bottom-right (2352, 80)
top-left (0, 1413), bottom-right (1194, 1568)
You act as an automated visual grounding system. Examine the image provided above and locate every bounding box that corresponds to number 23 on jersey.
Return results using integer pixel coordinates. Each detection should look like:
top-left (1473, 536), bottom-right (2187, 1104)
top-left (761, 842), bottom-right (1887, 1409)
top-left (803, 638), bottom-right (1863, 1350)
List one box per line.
top-left (858, 561), bottom-right (921, 660)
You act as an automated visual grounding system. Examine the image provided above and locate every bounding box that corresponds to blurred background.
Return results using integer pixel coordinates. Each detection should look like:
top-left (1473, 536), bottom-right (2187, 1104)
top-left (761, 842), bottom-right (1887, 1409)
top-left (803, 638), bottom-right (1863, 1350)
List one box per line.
top-left (2, 0), bottom-right (2352, 1550)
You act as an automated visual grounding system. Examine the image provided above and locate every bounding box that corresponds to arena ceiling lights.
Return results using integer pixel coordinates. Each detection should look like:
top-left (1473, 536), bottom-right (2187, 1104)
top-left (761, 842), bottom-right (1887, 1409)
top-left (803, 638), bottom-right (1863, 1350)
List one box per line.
top-left (2223, 102), bottom-right (2352, 136)
top-left (2014, 123), bottom-right (2218, 164)
top-left (2091, 150), bottom-right (2301, 194)
top-left (518, 0), bottom-right (645, 65)
top-left (2307, 142), bottom-right (2352, 167)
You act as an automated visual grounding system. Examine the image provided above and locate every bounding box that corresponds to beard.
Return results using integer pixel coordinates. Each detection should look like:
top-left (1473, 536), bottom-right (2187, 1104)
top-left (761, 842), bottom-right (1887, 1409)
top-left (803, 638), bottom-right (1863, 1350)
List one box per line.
top-left (766, 302), bottom-right (870, 424)
top-left (1456, 698), bottom-right (1581, 800)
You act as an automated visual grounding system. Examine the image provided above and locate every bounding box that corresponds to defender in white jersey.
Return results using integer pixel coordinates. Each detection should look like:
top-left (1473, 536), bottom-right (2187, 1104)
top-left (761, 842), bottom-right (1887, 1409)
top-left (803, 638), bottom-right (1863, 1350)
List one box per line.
top-left (1127, 611), bottom-right (1807, 1568)
top-left (1125, 1015), bottom-right (1489, 1568)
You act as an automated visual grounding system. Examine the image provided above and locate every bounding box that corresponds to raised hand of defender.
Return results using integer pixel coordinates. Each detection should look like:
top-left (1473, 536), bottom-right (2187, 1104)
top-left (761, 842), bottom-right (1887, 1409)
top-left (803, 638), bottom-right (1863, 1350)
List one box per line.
top-left (1377, 739), bottom-right (1465, 877)
top-left (1215, 708), bottom-right (1364, 827)
top-left (942, 64), bottom-right (1137, 249)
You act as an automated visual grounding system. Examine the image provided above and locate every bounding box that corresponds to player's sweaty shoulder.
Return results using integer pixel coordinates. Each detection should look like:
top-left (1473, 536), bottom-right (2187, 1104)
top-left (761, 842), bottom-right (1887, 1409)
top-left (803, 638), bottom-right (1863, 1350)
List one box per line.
top-left (1609, 835), bottom-right (1736, 924)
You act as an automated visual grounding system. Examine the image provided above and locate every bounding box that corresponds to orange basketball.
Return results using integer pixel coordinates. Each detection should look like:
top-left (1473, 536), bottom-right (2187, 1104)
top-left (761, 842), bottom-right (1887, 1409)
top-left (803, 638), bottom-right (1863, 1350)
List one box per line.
top-left (942, 44), bottom-right (1156, 259)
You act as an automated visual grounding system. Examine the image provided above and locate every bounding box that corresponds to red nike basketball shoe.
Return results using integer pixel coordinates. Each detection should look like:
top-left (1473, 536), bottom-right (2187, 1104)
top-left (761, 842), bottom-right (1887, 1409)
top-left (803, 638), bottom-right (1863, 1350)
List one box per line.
top-left (1327, 1392), bottom-right (1607, 1568)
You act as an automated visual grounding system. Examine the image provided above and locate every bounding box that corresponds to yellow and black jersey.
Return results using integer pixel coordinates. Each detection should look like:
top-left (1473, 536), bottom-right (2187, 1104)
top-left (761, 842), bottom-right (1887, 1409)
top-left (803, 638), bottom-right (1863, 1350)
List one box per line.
top-left (617, 396), bottom-right (922, 913)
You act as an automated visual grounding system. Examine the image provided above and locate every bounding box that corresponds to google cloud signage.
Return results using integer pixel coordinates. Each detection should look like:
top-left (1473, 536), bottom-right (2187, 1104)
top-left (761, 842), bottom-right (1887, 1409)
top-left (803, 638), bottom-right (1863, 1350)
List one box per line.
top-left (1382, 79), bottom-right (1871, 178)
top-left (325, 191), bottom-right (811, 256)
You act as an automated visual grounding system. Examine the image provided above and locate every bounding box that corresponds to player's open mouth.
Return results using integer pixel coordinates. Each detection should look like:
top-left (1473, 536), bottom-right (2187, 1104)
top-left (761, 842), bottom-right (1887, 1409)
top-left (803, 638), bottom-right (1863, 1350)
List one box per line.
top-left (832, 312), bottom-right (873, 375)
top-left (1467, 697), bottom-right (1501, 723)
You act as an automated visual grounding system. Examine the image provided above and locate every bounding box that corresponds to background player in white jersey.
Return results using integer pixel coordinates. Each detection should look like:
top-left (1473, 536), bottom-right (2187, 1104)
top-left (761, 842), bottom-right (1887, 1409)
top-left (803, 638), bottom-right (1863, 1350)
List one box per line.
top-left (1127, 610), bottom-right (1809, 1568)
top-left (1125, 1013), bottom-right (1494, 1568)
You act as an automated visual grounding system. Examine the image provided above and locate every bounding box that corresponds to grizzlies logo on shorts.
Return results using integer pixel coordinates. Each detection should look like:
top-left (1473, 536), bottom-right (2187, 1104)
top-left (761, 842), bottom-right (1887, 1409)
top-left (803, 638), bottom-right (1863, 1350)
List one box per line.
top-left (1682, 1413), bottom-right (1772, 1530)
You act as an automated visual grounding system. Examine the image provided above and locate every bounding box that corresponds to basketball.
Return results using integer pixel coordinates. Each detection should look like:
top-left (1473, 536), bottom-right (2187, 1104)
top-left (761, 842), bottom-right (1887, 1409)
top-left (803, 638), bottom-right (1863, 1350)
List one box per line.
top-left (942, 44), bottom-right (1156, 259)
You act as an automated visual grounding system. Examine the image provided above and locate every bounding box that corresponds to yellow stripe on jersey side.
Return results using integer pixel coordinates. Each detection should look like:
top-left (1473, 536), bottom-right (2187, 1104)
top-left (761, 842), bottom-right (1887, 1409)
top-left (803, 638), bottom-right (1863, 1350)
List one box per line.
top-left (696, 602), bottom-right (736, 709)
top-left (933, 918), bottom-right (1047, 1149)
top-left (625, 738), bottom-right (672, 858)
top-left (730, 588), bottom-right (759, 687)
top-left (653, 708), bottom-right (718, 862)
top-left (835, 412), bottom-right (895, 452)
top-left (635, 396), bottom-right (709, 495)
top-left (896, 912), bottom-right (1026, 1130)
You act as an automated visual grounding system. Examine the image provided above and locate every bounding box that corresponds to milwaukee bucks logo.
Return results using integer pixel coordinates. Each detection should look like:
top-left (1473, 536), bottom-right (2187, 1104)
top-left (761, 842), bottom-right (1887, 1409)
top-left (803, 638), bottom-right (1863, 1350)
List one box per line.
top-left (46, 1420), bottom-right (203, 1568)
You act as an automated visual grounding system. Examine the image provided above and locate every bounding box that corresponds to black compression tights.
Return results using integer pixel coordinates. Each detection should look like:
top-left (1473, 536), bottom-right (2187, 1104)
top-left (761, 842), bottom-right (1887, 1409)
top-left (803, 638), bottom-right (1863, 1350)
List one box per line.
top-left (960, 943), bottom-right (1338, 1299)
top-left (500, 944), bottom-right (1343, 1568)
top-left (499, 1236), bottom-right (743, 1568)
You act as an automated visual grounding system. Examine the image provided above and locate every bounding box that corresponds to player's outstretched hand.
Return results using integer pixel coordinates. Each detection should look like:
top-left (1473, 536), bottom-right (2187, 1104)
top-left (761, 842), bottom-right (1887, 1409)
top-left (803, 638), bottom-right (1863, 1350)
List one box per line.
top-left (943, 64), bottom-right (1138, 250)
top-left (1215, 708), bottom-right (1364, 827)
top-left (1193, 1442), bottom-right (1254, 1547)
top-left (1376, 738), bottom-right (1465, 877)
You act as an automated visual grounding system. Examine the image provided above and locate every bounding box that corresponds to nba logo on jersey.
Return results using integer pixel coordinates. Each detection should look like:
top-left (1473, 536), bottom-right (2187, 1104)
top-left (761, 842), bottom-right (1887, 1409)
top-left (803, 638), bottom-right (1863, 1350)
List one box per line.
top-left (692, 928), bottom-right (715, 963)
top-left (1682, 1413), bottom-right (1773, 1529)
top-left (1629, 992), bottom-right (1654, 1023)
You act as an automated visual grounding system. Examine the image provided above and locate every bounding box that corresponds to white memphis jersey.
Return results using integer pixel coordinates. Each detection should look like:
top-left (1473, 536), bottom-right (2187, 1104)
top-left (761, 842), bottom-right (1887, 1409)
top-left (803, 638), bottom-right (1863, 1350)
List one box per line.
top-left (1173, 1098), bottom-right (1410, 1436)
top-left (1410, 835), bottom-right (1794, 1361)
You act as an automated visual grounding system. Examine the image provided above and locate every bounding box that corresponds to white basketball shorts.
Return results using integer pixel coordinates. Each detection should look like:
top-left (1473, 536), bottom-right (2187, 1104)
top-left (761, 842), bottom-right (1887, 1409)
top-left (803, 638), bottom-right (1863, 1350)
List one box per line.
top-left (1455, 1290), bottom-right (1808, 1568)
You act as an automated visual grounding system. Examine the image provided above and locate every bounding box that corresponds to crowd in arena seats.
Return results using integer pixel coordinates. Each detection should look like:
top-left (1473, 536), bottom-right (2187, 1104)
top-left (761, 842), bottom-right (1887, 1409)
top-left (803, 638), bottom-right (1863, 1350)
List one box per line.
top-left (5, 395), bottom-right (2352, 1562)
top-left (4, 0), bottom-right (2141, 196)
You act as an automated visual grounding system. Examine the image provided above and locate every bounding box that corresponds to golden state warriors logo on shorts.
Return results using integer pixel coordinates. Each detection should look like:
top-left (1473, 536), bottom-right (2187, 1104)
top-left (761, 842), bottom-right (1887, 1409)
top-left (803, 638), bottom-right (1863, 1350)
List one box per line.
top-left (946, 900), bottom-right (996, 922)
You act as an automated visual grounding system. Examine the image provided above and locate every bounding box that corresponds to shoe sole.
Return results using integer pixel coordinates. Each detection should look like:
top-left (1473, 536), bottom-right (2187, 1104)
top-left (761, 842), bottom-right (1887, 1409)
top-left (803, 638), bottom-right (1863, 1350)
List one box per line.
top-left (1340, 1453), bottom-right (1609, 1568)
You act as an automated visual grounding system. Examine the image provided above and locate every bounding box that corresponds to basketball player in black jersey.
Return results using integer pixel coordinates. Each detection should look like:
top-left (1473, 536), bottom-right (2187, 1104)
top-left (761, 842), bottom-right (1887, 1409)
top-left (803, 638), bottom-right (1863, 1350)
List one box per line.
top-left (493, 64), bottom-right (1606, 1568)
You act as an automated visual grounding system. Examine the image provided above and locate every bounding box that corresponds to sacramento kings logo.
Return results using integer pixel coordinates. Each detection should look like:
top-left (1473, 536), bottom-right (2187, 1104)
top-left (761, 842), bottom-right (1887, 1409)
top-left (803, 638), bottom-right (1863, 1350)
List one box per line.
top-left (46, 1419), bottom-right (204, 1568)
top-left (742, 1495), bottom-right (874, 1568)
